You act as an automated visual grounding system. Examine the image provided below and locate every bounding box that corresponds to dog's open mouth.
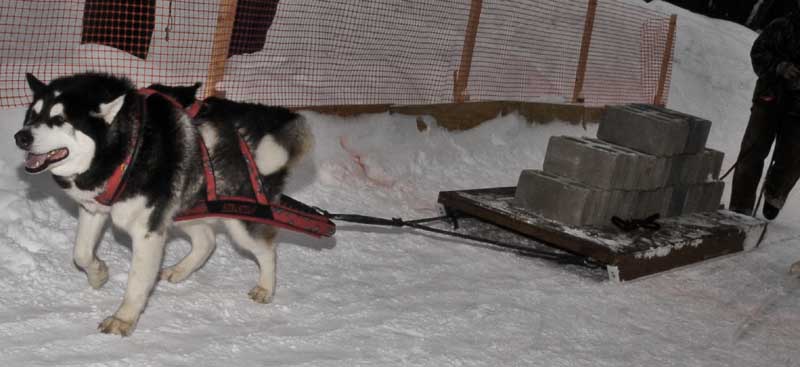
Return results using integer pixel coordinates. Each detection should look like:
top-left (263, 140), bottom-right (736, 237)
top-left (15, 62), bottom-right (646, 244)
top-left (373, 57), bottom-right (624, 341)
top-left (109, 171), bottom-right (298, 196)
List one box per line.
top-left (25, 148), bottom-right (69, 173)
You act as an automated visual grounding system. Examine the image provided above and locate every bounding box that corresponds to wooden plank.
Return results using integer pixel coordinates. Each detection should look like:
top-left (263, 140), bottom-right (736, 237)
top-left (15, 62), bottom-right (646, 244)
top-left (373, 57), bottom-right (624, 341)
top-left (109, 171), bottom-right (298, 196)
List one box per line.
top-left (292, 101), bottom-right (604, 130)
top-left (438, 187), bottom-right (766, 281)
top-left (292, 104), bottom-right (392, 117)
top-left (389, 101), bottom-right (602, 129)
top-left (571, 0), bottom-right (598, 103)
top-left (438, 188), bottom-right (617, 263)
top-left (654, 14), bottom-right (678, 106)
top-left (453, 0), bottom-right (483, 103)
top-left (613, 227), bottom-right (744, 281)
top-left (204, 0), bottom-right (239, 98)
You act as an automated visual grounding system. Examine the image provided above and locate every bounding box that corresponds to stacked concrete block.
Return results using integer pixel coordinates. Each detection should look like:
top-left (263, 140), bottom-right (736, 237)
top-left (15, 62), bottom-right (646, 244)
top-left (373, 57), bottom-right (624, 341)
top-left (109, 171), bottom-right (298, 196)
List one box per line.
top-left (632, 187), bottom-right (674, 219)
top-left (664, 148), bottom-right (725, 186)
top-left (665, 153), bottom-right (705, 186)
top-left (514, 104), bottom-right (726, 227)
top-left (701, 148), bottom-right (724, 181)
top-left (668, 181), bottom-right (725, 216)
top-left (514, 170), bottom-right (623, 226)
top-left (543, 136), bottom-right (667, 190)
top-left (598, 104), bottom-right (711, 156)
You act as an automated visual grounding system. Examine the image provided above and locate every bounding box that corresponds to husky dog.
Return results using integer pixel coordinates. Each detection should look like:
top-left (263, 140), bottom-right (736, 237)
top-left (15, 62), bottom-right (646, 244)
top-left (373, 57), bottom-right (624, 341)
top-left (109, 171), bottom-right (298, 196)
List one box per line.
top-left (14, 72), bottom-right (312, 336)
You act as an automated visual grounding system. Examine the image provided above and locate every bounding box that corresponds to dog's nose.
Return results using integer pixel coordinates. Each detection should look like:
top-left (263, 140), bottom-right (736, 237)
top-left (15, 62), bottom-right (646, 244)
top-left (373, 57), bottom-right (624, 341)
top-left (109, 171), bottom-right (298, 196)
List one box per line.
top-left (14, 130), bottom-right (33, 150)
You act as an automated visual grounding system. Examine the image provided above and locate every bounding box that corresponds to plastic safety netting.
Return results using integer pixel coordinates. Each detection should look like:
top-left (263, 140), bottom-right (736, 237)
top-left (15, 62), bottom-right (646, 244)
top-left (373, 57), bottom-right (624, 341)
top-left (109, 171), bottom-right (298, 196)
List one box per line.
top-left (0, 0), bottom-right (675, 108)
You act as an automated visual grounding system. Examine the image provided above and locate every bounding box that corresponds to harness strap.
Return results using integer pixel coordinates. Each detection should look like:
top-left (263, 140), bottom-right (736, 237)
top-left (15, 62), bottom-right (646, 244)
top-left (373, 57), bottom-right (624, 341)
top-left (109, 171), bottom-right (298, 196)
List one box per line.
top-left (198, 136), bottom-right (218, 201)
top-left (186, 101), bottom-right (202, 119)
top-left (237, 135), bottom-right (269, 205)
top-left (93, 88), bottom-right (336, 238)
top-left (137, 88), bottom-right (203, 118)
top-left (95, 88), bottom-right (202, 206)
top-left (95, 94), bottom-right (145, 206)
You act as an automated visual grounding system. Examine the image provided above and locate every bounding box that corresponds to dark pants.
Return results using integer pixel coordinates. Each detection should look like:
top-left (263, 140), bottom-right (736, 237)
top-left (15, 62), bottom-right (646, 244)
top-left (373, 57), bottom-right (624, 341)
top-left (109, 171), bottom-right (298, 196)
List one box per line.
top-left (730, 96), bottom-right (800, 213)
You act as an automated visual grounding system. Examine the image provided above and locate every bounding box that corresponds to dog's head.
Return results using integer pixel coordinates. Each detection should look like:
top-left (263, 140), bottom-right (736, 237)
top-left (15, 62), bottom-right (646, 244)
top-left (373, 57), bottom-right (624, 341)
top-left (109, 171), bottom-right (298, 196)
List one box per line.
top-left (15, 73), bottom-right (134, 177)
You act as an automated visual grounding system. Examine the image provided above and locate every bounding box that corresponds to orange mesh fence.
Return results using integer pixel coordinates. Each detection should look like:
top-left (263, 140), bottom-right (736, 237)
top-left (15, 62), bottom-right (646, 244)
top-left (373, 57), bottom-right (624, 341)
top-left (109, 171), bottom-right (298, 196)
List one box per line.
top-left (0, 0), bottom-right (675, 109)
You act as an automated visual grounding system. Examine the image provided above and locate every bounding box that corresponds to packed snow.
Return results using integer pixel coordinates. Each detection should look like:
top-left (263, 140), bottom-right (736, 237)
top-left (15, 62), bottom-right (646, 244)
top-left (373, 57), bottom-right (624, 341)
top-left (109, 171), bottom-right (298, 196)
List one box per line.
top-left (2, 1), bottom-right (800, 366)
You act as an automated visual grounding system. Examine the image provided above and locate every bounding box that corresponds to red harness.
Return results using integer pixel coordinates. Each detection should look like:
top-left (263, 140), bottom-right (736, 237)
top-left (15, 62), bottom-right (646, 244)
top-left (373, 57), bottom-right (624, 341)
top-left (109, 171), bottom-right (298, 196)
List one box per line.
top-left (94, 88), bottom-right (335, 238)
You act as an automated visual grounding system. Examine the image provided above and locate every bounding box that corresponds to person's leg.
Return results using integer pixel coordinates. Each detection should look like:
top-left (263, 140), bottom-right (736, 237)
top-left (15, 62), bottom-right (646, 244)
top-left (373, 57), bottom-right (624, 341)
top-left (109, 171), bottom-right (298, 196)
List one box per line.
top-left (762, 112), bottom-right (800, 218)
top-left (730, 98), bottom-right (780, 214)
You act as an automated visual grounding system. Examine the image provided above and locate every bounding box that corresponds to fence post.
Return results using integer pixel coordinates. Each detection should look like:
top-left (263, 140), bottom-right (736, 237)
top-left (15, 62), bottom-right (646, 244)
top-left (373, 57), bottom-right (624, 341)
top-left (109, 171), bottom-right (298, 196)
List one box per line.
top-left (572, 0), bottom-right (598, 104)
top-left (205, 0), bottom-right (239, 98)
top-left (453, 0), bottom-right (483, 103)
top-left (654, 14), bottom-right (678, 107)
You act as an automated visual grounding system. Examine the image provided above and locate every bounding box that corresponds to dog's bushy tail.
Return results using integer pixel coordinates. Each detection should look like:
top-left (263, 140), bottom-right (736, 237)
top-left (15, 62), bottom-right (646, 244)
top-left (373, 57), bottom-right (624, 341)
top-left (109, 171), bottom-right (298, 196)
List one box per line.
top-left (254, 113), bottom-right (313, 177)
top-left (281, 114), bottom-right (313, 169)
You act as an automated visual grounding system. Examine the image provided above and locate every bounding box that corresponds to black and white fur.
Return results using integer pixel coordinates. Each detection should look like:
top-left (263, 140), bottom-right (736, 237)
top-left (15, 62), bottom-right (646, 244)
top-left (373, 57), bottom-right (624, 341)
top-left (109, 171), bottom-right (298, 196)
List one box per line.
top-left (14, 73), bottom-right (312, 336)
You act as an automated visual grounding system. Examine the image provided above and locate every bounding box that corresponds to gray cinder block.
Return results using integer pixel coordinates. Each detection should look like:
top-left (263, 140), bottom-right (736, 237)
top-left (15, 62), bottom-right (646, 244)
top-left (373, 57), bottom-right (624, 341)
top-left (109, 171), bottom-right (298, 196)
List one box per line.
top-left (668, 181), bottom-right (725, 216)
top-left (665, 153), bottom-right (705, 186)
top-left (632, 187), bottom-right (673, 219)
top-left (664, 148), bottom-right (725, 186)
top-left (668, 185), bottom-right (690, 217)
top-left (699, 181), bottom-right (725, 212)
top-left (598, 104), bottom-right (712, 156)
top-left (513, 170), bottom-right (623, 227)
top-left (701, 148), bottom-right (725, 181)
top-left (543, 136), bottom-right (667, 190)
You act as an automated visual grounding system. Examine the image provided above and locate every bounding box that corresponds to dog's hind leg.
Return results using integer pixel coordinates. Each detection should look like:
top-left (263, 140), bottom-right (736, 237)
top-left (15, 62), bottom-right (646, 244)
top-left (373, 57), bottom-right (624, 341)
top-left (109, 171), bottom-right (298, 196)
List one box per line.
top-left (74, 207), bottom-right (110, 289)
top-left (223, 220), bottom-right (277, 304)
top-left (161, 221), bottom-right (216, 283)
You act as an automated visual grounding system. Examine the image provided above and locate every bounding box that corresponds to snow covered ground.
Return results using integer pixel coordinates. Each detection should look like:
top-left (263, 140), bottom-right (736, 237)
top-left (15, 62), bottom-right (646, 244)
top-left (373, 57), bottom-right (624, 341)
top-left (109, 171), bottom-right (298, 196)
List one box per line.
top-left (2, 1), bottom-right (800, 366)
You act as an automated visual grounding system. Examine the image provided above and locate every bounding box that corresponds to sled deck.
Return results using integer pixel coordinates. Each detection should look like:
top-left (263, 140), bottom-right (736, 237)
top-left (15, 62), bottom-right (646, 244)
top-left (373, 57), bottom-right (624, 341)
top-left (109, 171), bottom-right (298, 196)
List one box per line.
top-left (438, 187), bottom-right (767, 281)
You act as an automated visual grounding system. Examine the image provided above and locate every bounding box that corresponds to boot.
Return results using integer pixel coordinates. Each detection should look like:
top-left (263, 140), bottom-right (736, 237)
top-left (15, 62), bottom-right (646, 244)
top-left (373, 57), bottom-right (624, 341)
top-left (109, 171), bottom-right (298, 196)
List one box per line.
top-left (763, 202), bottom-right (780, 220)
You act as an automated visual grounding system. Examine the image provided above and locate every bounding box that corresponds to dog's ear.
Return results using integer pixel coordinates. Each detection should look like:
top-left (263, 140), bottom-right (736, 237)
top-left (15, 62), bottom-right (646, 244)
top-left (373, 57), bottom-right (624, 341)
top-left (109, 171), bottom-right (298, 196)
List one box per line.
top-left (25, 73), bottom-right (47, 95)
top-left (92, 94), bottom-right (127, 124)
top-left (190, 82), bottom-right (202, 94)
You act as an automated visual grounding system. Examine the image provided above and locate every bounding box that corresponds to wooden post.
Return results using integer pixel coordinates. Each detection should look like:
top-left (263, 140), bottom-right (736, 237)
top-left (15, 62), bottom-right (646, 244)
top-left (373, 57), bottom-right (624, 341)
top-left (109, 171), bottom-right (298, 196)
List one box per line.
top-left (654, 14), bottom-right (678, 107)
top-left (453, 0), bottom-right (483, 103)
top-left (205, 0), bottom-right (239, 98)
top-left (571, 0), bottom-right (598, 104)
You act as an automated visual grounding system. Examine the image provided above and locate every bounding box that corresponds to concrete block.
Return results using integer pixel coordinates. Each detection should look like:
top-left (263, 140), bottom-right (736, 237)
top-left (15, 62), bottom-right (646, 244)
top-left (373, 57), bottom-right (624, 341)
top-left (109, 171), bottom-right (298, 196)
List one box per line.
top-left (664, 148), bottom-right (725, 186)
top-left (667, 185), bottom-right (689, 217)
top-left (543, 136), bottom-right (667, 190)
top-left (665, 153), bottom-right (705, 186)
top-left (585, 137), bottom-right (670, 190)
top-left (632, 187), bottom-right (673, 219)
top-left (513, 170), bottom-right (622, 226)
top-left (598, 104), bottom-right (712, 156)
top-left (701, 148), bottom-right (724, 181)
top-left (668, 181), bottom-right (725, 216)
top-left (699, 181), bottom-right (725, 212)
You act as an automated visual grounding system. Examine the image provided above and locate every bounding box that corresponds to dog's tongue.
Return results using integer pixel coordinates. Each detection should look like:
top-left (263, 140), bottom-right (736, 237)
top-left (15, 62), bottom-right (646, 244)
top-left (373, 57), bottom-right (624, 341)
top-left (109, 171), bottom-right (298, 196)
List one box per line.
top-left (25, 152), bottom-right (48, 170)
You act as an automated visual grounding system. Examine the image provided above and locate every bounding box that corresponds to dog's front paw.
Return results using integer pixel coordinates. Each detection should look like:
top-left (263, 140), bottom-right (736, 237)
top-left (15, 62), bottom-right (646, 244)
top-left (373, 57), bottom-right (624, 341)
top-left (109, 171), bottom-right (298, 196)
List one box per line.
top-left (248, 286), bottom-right (274, 304)
top-left (160, 266), bottom-right (190, 283)
top-left (86, 260), bottom-right (109, 289)
top-left (98, 316), bottom-right (135, 336)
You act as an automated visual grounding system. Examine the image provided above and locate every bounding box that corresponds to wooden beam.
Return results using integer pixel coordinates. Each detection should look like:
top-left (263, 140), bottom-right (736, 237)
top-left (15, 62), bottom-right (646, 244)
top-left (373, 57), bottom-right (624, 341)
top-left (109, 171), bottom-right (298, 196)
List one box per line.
top-left (291, 104), bottom-right (392, 117)
top-left (654, 14), bottom-right (678, 107)
top-left (453, 0), bottom-right (483, 103)
top-left (293, 101), bottom-right (604, 130)
top-left (205, 0), bottom-right (239, 98)
top-left (571, 0), bottom-right (598, 103)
